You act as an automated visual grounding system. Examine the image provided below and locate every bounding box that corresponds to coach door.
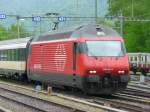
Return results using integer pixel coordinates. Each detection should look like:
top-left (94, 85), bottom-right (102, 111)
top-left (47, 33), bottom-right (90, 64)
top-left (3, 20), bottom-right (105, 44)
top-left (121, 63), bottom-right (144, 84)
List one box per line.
top-left (72, 42), bottom-right (77, 87)
top-left (73, 43), bottom-right (77, 72)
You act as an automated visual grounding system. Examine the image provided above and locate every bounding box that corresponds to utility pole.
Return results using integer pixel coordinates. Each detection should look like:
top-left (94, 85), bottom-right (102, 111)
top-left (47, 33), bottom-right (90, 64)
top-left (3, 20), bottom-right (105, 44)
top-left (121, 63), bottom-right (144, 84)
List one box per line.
top-left (95, 0), bottom-right (98, 24)
top-left (131, 0), bottom-right (134, 18)
top-left (45, 12), bottom-right (59, 30)
top-left (109, 0), bottom-right (111, 9)
top-left (16, 15), bottom-right (20, 38)
top-left (120, 12), bottom-right (124, 37)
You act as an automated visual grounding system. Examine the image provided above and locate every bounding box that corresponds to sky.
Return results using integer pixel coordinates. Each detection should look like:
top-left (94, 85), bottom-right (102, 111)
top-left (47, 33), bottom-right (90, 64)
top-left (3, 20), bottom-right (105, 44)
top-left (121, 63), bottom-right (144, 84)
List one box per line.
top-left (0, 0), bottom-right (108, 32)
top-left (0, 0), bottom-right (107, 16)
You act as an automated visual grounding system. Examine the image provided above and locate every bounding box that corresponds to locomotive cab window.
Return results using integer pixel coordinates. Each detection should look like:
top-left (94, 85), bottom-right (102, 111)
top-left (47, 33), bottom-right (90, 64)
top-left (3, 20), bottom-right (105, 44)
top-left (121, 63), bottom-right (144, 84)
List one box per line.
top-left (85, 41), bottom-right (125, 57)
top-left (75, 42), bottom-right (87, 53)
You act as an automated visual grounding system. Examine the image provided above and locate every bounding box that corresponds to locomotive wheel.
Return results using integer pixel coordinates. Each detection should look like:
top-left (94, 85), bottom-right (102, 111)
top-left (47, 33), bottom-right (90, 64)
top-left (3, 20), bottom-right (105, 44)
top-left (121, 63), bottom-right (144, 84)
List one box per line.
top-left (20, 74), bottom-right (28, 82)
top-left (64, 86), bottom-right (72, 91)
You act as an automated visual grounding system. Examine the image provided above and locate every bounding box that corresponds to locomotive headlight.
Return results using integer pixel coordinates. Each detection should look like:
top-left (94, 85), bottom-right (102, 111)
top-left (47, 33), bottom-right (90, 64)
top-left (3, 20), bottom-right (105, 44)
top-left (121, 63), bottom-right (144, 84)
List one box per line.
top-left (118, 70), bottom-right (125, 74)
top-left (89, 70), bottom-right (97, 74)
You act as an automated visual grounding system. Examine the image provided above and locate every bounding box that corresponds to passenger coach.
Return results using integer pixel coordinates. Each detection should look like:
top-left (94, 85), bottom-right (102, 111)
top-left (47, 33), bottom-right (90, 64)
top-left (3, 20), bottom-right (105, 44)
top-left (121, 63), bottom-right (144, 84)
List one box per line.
top-left (0, 37), bottom-right (30, 79)
top-left (128, 53), bottom-right (150, 75)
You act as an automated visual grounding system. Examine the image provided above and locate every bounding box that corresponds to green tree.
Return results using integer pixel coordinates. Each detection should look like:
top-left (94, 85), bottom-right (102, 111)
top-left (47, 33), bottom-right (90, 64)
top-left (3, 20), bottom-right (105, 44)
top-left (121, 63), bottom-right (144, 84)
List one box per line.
top-left (0, 24), bottom-right (31, 40)
top-left (108, 0), bottom-right (150, 52)
top-left (0, 24), bottom-right (9, 40)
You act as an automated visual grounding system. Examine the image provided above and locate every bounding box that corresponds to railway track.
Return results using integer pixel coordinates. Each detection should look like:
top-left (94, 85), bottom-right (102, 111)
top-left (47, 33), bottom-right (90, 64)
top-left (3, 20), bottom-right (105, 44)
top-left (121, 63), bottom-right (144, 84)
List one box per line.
top-left (93, 96), bottom-right (150, 112)
top-left (0, 78), bottom-right (149, 112)
top-left (130, 75), bottom-right (150, 83)
top-left (52, 84), bottom-right (150, 112)
top-left (125, 82), bottom-right (150, 98)
top-left (93, 85), bottom-right (150, 112)
top-left (103, 81), bottom-right (150, 112)
top-left (129, 82), bottom-right (150, 90)
top-left (0, 86), bottom-right (81, 112)
top-left (0, 80), bottom-right (123, 112)
top-left (124, 87), bottom-right (150, 98)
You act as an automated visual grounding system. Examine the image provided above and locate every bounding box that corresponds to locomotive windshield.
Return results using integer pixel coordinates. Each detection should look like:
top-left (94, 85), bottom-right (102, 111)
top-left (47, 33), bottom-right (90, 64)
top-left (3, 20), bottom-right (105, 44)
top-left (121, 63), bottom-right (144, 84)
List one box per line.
top-left (86, 41), bottom-right (125, 56)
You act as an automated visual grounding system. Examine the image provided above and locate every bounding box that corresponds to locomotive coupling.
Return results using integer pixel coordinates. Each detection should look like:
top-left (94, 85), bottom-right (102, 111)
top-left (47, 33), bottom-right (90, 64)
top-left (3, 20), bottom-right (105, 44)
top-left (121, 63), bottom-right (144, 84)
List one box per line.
top-left (120, 75), bottom-right (130, 82)
top-left (87, 75), bottom-right (100, 82)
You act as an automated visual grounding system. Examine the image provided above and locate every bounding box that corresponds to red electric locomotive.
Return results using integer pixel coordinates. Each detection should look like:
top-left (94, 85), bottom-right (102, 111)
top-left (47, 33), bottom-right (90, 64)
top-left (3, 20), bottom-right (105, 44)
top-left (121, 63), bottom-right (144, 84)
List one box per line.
top-left (27, 24), bottom-right (129, 94)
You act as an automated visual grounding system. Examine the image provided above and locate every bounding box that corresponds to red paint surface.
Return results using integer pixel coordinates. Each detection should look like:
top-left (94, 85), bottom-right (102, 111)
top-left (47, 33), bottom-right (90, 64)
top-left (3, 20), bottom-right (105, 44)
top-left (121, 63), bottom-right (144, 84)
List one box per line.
top-left (28, 37), bottom-right (129, 77)
top-left (29, 41), bottom-right (73, 74)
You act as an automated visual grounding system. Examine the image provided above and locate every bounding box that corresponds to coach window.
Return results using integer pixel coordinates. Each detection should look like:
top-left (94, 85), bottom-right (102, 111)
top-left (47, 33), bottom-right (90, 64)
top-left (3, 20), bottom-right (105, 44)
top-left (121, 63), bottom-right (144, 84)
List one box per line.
top-left (19, 49), bottom-right (22, 61)
top-left (9, 50), bottom-right (12, 61)
top-left (11, 49), bottom-right (15, 61)
top-left (145, 55), bottom-right (147, 62)
top-left (142, 56), bottom-right (144, 62)
top-left (7, 49), bottom-right (11, 61)
top-left (22, 48), bottom-right (25, 60)
top-left (19, 49), bottom-right (21, 61)
top-left (1, 50), bottom-right (3, 61)
top-left (139, 56), bottom-right (141, 61)
top-left (18, 49), bottom-right (20, 61)
top-left (15, 49), bottom-right (18, 61)
top-left (23, 48), bottom-right (26, 60)
top-left (19, 48), bottom-right (23, 61)
top-left (0, 51), bottom-right (2, 61)
top-left (3, 50), bottom-right (6, 60)
top-left (11, 50), bottom-right (13, 61)
top-left (15, 49), bottom-right (17, 61)
top-left (5, 50), bottom-right (7, 61)
top-left (21, 48), bottom-right (24, 61)
top-left (24, 48), bottom-right (27, 60)
top-left (4, 50), bottom-right (6, 61)
top-left (2, 50), bottom-right (4, 61)
top-left (24, 48), bottom-right (26, 60)
top-left (130, 57), bottom-right (133, 61)
top-left (14, 49), bottom-right (17, 61)
top-left (20, 49), bottom-right (23, 61)
top-left (141, 57), bottom-right (143, 61)
top-left (7, 50), bottom-right (9, 61)
top-left (14, 49), bottom-right (16, 61)
top-left (2, 50), bottom-right (5, 61)
top-left (0, 51), bottom-right (1, 61)
top-left (5, 50), bottom-right (8, 61)
top-left (11, 49), bottom-right (13, 61)
top-left (0, 50), bottom-right (3, 61)
top-left (16, 49), bottom-right (19, 61)
top-left (134, 57), bottom-right (137, 61)
top-left (3, 50), bottom-right (5, 61)
top-left (10, 50), bottom-right (12, 61)
top-left (8, 50), bottom-right (10, 61)
top-left (16, 49), bottom-right (18, 61)
top-left (12, 49), bottom-right (14, 61)
top-left (7, 50), bottom-right (10, 61)
top-left (13, 49), bottom-right (15, 61)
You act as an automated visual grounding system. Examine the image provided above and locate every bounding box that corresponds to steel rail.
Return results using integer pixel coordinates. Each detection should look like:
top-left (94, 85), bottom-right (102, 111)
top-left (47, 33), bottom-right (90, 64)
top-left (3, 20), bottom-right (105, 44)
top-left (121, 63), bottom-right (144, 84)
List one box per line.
top-left (0, 81), bottom-right (124, 112)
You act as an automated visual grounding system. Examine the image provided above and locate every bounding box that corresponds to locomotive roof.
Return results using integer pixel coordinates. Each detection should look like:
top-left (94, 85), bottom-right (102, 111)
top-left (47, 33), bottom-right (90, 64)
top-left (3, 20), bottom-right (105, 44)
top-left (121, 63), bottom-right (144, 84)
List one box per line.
top-left (33, 24), bottom-right (120, 42)
top-left (0, 37), bottom-right (31, 50)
